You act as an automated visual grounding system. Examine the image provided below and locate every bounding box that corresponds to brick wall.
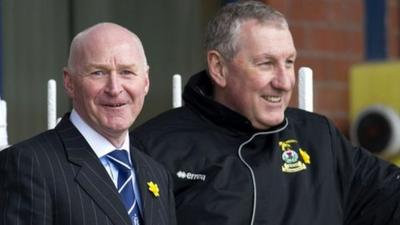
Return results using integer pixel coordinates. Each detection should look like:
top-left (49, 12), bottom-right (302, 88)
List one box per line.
top-left (264, 0), bottom-right (399, 136)
top-left (388, 0), bottom-right (400, 59)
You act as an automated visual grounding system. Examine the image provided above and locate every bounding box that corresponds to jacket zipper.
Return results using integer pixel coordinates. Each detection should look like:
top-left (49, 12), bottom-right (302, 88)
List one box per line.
top-left (237, 118), bottom-right (288, 225)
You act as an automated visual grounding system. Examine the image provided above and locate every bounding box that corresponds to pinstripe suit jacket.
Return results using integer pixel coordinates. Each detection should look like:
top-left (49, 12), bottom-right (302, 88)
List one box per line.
top-left (0, 115), bottom-right (177, 225)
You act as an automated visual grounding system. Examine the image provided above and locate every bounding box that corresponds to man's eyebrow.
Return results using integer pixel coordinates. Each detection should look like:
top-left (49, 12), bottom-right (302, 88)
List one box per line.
top-left (119, 64), bottom-right (140, 69)
top-left (86, 63), bottom-right (139, 69)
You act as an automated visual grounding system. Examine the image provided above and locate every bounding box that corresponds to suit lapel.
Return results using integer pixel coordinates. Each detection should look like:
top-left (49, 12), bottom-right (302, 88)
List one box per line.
top-left (131, 145), bottom-right (156, 225)
top-left (55, 114), bottom-right (131, 225)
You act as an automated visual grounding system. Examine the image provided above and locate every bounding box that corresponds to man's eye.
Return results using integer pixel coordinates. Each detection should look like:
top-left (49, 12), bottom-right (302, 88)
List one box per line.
top-left (121, 70), bottom-right (134, 75)
top-left (285, 59), bottom-right (295, 68)
top-left (91, 71), bottom-right (105, 76)
top-left (258, 61), bottom-right (273, 68)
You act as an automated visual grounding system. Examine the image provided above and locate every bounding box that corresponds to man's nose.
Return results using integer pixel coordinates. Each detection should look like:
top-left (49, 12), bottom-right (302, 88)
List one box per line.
top-left (271, 64), bottom-right (293, 91)
top-left (105, 73), bottom-right (123, 96)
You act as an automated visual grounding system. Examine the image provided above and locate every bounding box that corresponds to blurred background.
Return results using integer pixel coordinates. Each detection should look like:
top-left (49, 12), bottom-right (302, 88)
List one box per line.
top-left (1, 0), bottom-right (400, 163)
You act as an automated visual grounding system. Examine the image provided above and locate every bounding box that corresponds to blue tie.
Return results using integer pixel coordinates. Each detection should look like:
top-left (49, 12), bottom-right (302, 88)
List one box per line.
top-left (106, 150), bottom-right (142, 225)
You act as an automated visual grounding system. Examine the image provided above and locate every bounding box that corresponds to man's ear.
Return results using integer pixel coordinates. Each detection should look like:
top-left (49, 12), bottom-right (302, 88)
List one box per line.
top-left (63, 68), bottom-right (75, 98)
top-left (207, 50), bottom-right (227, 88)
top-left (143, 66), bottom-right (150, 95)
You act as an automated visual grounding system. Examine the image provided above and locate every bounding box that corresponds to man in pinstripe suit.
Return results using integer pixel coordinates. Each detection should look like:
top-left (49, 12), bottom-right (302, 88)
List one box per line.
top-left (0, 23), bottom-right (176, 225)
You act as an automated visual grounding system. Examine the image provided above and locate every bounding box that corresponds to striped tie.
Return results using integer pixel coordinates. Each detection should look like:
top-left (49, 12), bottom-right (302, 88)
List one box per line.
top-left (107, 150), bottom-right (142, 225)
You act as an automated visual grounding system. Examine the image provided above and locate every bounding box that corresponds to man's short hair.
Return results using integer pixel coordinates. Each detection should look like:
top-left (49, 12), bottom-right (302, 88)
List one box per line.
top-left (205, 0), bottom-right (288, 60)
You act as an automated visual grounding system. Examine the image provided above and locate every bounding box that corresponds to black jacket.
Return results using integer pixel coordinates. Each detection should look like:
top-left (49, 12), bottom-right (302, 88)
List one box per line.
top-left (132, 70), bottom-right (400, 225)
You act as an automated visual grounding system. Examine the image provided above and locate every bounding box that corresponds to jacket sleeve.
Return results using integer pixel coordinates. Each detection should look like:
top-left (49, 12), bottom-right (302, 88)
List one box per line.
top-left (327, 119), bottom-right (400, 225)
top-left (0, 146), bottom-right (53, 225)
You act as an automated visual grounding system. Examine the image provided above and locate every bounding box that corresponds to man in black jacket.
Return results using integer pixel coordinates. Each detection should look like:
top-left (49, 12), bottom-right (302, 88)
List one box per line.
top-left (132, 1), bottom-right (400, 225)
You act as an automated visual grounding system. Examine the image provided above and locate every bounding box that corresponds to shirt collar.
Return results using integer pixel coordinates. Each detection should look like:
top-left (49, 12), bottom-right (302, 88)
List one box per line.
top-left (69, 109), bottom-right (130, 158)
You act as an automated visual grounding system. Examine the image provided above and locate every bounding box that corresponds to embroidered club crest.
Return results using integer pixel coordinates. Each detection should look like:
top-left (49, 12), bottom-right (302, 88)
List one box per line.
top-left (279, 139), bottom-right (311, 173)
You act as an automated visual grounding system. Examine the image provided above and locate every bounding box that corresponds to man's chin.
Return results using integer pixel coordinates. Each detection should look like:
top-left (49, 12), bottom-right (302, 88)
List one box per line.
top-left (253, 115), bottom-right (285, 130)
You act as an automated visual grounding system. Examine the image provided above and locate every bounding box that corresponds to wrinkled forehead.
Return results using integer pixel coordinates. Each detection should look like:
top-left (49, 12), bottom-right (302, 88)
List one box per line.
top-left (86, 43), bottom-right (145, 67)
top-left (73, 42), bottom-right (146, 73)
top-left (235, 20), bottom-right (296, 57)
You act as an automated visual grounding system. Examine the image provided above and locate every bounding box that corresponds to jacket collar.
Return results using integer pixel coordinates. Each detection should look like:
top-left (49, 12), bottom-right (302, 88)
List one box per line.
top-left (182, 70), bottom-right (288, 134)
top-left (129, 145), bottom-right (158, 225)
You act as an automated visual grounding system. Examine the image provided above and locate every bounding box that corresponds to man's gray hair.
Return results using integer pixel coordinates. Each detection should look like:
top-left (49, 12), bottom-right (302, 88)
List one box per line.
top-left (205, 0), bottom-right (289, 60)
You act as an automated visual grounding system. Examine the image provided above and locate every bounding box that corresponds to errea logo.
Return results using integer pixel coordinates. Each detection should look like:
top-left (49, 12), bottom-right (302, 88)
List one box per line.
top-left (176, 171), bottom-right (206, 181)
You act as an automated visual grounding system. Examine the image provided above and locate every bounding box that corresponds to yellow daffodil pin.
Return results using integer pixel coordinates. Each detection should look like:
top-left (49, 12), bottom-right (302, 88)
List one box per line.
top-left (299, 148), bottom-right (311, 164)
top-left (147, 181), bottom-right (160, 197)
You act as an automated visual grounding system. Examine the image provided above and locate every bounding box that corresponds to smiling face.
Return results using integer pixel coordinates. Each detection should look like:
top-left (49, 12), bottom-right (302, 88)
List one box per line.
top-left (64, 24), bottom-right (149, 146)
top-left (210, 20), bottom-right (296, 130)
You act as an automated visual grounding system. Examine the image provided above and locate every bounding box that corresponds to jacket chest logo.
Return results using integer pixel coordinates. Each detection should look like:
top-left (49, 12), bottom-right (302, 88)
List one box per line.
top-left (279, 139), bottom-right (311, 173)
top-left (176, 171), bottom-right (206, 181)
